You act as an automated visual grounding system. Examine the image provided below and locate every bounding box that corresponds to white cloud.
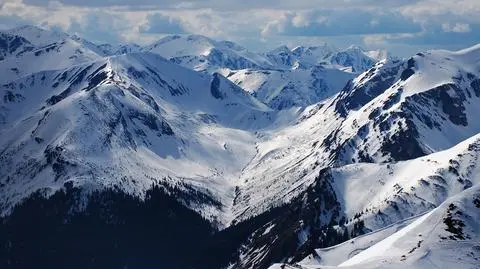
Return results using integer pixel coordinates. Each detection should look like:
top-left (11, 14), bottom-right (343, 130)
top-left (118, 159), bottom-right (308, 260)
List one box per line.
top-left (369, 19), bottom-right (379, 26)
top-left (17, 0), bottom-right (419, 10)
top-left (400, 0), bottom-right (480, 23)
top-left (363, 35), bottom-right (388, 46)
top-left (442, 22), bottom-right (471, 33)
top-left (292, 13), bottom-right (310, 28)
top-left (363, 32), bottom-right (419, 46)
top-left (0, 0), bottom-right (478, 56)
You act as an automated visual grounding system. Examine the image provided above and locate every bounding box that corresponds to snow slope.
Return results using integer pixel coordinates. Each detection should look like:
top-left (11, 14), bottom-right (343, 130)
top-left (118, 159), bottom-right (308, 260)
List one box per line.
top-left (0, 26), bottom-right (104, 83)
top-left (272, 185), bottom-right (480, 269)
top-left (299, 213), bottom-right (426, 267)
top-left (223, 65), bottom-right (354, 109)
top-left (231, 124), bottom-right (480, 268)
top-left (0, 50), bottom-right (274, 225)
top-left (338, 186), bottom-right (480, 269)
top-left (333, 132), bottom-right (480, 231)
top-left (264, 44), bottom-right (387, 72)
top-left (232, 44), bottom-right (480, 222)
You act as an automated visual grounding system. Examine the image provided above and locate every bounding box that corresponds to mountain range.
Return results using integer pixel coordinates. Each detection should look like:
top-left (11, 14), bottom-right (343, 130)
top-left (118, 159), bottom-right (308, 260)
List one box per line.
top-left (0, 25), bottom-right (479, 269)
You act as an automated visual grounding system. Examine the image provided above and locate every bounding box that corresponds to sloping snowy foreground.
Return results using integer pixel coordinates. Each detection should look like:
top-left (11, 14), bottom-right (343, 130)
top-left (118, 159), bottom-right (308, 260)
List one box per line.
top-left (270, 185), bottom-right (480, 269)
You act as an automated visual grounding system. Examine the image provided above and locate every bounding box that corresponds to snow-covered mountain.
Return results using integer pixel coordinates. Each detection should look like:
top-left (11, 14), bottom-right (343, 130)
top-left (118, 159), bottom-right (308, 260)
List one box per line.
top-left (0, 50), bottom-right (276, 224)
top-left (0, 25), bottom-right (479, 269)
top-left (144, 35), bottom-right (385, 109)
top-left (0, 26), bottom-right (105, 83)
top-left (271, 185), bottom-right (480, 269)
top-left (265, 44), bottom-right (387, 72)
top-left (145, 34), bottom-right (274, 72)
top-left (228, 44), bottom-right (388, 109)
top-left (0, 32), bottom-right (35, 61)
top-left (96, 43), bottom-right (143, 56)
top-left (0, 27), bottom-right (384, 111)
top-left (232, 44), bottom-right (480, 220)
top-left (223, 44), bottom-right (480, 268)
top-left (264, 44), bottom-right (337, 69)
top-left (222, 66), bottom-right (354, 109)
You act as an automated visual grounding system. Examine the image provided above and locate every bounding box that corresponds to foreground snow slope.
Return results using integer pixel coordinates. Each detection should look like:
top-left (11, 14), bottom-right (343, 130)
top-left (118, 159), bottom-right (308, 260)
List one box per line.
top-left (329, 132), bottom-right (480, 234)
top-left (271, 185), bottom-right (480, 269)
top-left (299, 213), bottom-right (425, 267)
top-left (338, 186), bottom-right (480, 269)
top-left (229, 130), bottom-right (480, 268)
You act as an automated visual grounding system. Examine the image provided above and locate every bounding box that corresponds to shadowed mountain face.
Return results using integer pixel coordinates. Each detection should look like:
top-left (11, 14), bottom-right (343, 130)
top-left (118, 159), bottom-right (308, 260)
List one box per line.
top-left (1, 26), bottom-right (480, 269)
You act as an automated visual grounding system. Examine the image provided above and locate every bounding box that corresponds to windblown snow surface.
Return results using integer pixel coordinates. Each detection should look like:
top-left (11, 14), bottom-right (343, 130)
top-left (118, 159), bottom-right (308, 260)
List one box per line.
top-left (270, 185), bottom-right (480, 269)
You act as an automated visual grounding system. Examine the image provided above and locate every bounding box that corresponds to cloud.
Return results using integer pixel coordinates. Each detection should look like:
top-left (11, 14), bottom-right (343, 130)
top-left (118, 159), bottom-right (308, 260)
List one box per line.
top-left (399, 22), bottom-right (479, 46)
top-left (0, 0), bottom-right (478, 57)
top-left (442, 23), bottom-right (471, 33)
top-left (66, 12), bottom-right (130, 43)
top-left (359, 21), bottom-right (479, 56)
top-left (400, 0), bottom-right (480, 21)
top-left (22, 0), bottom-right (185, 8)
top-left (18, 0), bottom-right (426, 12)
top-left (139, 13), bottom-right (186, 34)
top-left (363, 33), bottom-right (419, 46)
top-left (0, 14), bottom-right (32, 29)
top-left (9, 0), bottom-right (405, 14)
top-left (261, 9), bottom-right (423, 37)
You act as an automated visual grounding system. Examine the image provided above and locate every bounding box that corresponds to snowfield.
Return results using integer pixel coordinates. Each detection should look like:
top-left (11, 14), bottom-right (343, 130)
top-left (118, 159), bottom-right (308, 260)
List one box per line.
top-left (271, 185), bottom-right (480, 269)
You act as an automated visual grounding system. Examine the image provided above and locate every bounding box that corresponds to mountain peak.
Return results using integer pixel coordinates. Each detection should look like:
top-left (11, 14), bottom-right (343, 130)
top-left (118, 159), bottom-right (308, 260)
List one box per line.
top-left (185, 34), bottom-right (215, 42)
top-left (345, 44), bottom-right (364, 51)
top-left (269, 45), bottom-right (290, 54)
top-left (5, 24), bottom-right (72, 48)
top-left (9, 24), bottom-right (47, 33)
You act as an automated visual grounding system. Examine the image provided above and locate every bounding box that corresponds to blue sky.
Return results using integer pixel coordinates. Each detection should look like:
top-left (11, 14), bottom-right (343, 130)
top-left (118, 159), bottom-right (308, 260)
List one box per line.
top-left (1, 0), bottom-right (479, 56)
